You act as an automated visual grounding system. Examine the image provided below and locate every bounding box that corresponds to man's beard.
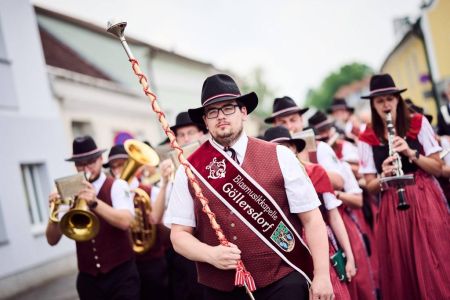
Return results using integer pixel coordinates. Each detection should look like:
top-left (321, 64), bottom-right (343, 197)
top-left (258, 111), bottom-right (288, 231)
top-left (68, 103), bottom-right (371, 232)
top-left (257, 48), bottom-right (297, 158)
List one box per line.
top-left (213, 126), bottom-right (243, 147)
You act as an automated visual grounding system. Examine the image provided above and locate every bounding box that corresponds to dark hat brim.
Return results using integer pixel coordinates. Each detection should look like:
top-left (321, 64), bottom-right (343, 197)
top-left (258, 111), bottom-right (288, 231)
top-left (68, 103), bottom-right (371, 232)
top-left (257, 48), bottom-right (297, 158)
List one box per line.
top-left (264, 107), bottom-right (309, 124)
top-left (270, 137), bottom-right (306, 153)
top-left (326, 106), bottom-right (354, 114)
top-left (188, 92), bottom-right (258, 125)
top-left (102, 154), bottom-right (129, 168)
top-left (361, 88), bottom-right (407, 99)
top-left (312, 120), bottom-right (334, 134)
top-left (170, 123), bottom-right (208, 134)
top-left (65, 149), bottom-right (106, 162)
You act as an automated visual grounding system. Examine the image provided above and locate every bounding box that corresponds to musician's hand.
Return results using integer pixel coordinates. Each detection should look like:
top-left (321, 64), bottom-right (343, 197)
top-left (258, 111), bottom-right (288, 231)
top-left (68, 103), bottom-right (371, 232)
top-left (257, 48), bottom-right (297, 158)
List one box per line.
top-left (159, 159), bottom-right (174, 185)
top-left (309, 274), bottom-right (334, 300)
top-left (345, 256), bottom-right (357, 282)
top-left (393, 136), bottom-right (413, 157)
top-left (381, 156), bottom-right (396, 176)
top-left (207, 243), bottom-right (241, 270)
top-left (48, 191), bottom-right (61, 207)
top-left (78, 181), bottom-right (97, 205)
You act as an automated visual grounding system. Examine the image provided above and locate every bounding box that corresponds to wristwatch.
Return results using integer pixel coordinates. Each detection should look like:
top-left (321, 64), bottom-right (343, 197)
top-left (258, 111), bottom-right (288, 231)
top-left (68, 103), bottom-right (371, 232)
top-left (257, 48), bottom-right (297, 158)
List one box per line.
top-left (410, 149), bottom-right (420, 162)
top-left (88, 199), bottom-right (98, 210)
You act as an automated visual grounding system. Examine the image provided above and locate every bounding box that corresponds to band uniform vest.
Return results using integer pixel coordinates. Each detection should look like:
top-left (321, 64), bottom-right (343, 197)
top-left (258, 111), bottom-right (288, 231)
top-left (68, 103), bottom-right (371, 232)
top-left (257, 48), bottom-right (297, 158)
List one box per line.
top-left (76, 177), bottom-right (134, 275)
top-left (188, 138), bottom-right (309, 291)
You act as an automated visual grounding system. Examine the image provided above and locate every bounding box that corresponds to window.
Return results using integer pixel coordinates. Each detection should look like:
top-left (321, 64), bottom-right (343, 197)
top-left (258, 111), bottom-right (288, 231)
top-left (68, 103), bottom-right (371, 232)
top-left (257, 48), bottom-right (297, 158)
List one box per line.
top-left (72, 121), bottom-right (94, 138)
top-left (0, 202), bottom-right (8, 245)
top-left (21, 164), bottom-right (50, 231)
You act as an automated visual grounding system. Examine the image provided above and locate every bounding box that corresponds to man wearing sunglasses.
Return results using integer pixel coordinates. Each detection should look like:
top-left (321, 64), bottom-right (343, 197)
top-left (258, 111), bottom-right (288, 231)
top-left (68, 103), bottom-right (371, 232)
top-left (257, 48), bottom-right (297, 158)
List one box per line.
top-left (167, 74), bottom-right (333, 300)
top-left (45, 136), bottom-right (139, 300)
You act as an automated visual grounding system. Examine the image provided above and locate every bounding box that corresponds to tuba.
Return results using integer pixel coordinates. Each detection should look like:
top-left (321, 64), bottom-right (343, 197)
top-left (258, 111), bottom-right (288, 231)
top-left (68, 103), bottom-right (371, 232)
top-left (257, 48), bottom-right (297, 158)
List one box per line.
top-left (379, 111), bottom-right (414, 210)
top-left (121, 139), bottom-right (160, 254)
top-left (50, 172), bottom-right (100, 241)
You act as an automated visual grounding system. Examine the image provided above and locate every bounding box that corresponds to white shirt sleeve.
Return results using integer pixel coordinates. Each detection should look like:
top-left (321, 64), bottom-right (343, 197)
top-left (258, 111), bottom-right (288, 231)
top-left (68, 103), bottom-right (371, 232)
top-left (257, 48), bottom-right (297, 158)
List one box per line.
top-left (418, 116), bottom-right (442, 156)
top-left (150, 186), bottom-right (160, 205)
top-left (166, 166), bottom-right (196, 227)
top-left (323, 192), bottom-right (342, 210)
top-left (276, 145), bottom-right (321, 213)
top-left (341, 161), bottom-right (362, 194)
top-left (342, 141), bottom-right (359, 163)
top-left (111, 178), bottom-right (135, 215)
top-left (358, 141), bottom-right (377, 174)
top-left (316, 141), bottom-right (345, 177)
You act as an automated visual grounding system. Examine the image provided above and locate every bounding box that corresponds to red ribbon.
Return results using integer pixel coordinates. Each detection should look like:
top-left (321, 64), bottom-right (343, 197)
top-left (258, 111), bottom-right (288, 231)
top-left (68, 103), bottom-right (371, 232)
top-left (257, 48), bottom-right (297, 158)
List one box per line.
top-left (234, 261), bottom-right (256, 292)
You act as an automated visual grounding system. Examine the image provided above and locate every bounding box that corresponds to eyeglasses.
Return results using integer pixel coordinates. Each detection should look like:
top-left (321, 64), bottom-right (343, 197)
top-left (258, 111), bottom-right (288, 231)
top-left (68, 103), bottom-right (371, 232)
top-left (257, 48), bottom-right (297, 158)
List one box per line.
top-left (75, 157), bottom-right (98, 167)
top-left (205, 104), bottom-right (240, 119)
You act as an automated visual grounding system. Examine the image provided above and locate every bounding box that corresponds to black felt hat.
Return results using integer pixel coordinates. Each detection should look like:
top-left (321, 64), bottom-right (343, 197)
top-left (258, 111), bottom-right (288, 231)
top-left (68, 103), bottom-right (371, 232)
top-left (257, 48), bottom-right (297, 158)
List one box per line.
top-left (188, 74), bottom-right (258, 124)
top-left (102, 144), bottom-right (128, 168)
top-left (308, 111), bottom-right (334, 133)
top-left (264, 96), bottom-right (309, 124)
top-left (327, 98), bottom-right (354, 113)
top-left (361, 74), bottom-right (407, 99)
top-left (263, 126), bottom-right (306, 153)
top-left (170, 111), bottom-right (207, 133)
top-left (65, 135), bottom-right (106, 162)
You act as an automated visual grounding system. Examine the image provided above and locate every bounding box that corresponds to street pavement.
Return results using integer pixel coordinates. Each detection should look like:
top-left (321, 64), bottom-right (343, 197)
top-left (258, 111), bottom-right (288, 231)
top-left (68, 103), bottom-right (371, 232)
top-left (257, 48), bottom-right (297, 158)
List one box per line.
top-left (6, 271), bottom-right (78, 300)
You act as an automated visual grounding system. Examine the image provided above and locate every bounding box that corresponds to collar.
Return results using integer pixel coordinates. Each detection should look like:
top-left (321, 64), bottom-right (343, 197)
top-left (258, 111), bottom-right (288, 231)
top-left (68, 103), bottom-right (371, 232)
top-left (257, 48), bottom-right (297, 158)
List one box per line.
top-left (91, 172), bottom-right (106, 195)
top-left (211, 132), bottom-right (248, 165)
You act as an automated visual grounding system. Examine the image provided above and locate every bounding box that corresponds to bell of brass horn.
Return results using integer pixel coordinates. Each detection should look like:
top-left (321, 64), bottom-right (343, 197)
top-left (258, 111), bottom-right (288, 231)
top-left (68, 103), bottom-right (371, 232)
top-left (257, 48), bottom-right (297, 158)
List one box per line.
top-left (121, 139), bottom-right (160, 253)
top-left (59, 198), bottom-right (100, 242)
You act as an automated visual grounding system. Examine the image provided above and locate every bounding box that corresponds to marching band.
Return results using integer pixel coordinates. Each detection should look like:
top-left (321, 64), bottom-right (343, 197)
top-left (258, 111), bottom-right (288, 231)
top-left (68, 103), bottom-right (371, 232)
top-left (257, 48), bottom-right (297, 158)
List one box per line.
top-left (44, 21), bottom-right (450, 300)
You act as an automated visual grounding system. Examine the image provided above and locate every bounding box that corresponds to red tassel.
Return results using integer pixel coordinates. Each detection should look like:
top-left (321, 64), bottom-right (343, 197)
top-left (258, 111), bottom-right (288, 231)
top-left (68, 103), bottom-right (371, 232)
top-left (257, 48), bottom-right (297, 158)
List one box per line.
top-left (234, 261), bottom-right (256, 292)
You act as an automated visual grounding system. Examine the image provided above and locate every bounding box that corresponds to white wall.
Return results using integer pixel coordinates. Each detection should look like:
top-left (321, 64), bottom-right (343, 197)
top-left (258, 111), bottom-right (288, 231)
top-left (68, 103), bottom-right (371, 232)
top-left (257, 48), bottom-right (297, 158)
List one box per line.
top-left (0, 0), bottom-right (75, 296)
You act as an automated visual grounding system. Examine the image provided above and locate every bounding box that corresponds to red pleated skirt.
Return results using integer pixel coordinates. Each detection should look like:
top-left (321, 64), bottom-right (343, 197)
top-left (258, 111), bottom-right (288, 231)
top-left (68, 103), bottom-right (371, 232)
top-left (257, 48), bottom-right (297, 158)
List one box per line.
top-left (339, 206), bottom-right (378, 300)
top-left (377, 170), bottom-right (450, 299)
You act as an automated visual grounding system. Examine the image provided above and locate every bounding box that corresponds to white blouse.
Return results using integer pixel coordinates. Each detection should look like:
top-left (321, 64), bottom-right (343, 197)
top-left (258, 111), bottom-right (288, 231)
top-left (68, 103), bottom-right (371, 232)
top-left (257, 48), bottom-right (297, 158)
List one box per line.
top-left (358, 116), bottom-right (442, 174)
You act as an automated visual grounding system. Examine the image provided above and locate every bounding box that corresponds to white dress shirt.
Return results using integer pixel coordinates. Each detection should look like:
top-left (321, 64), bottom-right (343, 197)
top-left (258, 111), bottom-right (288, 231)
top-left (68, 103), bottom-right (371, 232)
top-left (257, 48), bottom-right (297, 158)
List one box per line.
top-left (316, 141), bottom-right (345, 177)
top-left (167, 133), bottom-right (321, 228)
top-left (93, 172), bottom-right (134, 215)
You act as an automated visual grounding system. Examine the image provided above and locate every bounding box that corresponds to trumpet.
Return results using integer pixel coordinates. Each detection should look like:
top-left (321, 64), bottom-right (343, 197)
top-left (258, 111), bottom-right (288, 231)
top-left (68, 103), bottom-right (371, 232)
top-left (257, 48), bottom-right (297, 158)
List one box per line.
top-left (380, 111), bottom-right (414, 210)
top-left (50, 172), bottom-right (100, 241)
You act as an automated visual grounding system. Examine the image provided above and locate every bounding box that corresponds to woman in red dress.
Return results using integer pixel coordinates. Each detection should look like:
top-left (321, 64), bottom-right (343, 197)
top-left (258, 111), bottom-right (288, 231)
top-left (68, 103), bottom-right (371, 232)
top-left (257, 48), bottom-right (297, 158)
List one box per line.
top-left (358, 74), bottom-right (450, 299)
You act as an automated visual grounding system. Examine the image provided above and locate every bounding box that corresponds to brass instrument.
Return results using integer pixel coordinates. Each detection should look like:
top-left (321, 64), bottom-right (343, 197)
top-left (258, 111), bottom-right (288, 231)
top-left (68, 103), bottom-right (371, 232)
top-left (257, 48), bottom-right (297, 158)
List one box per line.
top-left (380, 111), bottom-right (414, 210)
top-left (50, 172), bottom-right (100, 241)
top-left (121, 139), bottom-right (160, 254)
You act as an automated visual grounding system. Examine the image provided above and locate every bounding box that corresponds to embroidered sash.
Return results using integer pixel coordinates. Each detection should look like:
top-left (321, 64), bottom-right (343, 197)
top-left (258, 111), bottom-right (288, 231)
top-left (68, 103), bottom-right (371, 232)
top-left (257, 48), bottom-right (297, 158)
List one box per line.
top-left (188, 140), bottom-right (314, 282)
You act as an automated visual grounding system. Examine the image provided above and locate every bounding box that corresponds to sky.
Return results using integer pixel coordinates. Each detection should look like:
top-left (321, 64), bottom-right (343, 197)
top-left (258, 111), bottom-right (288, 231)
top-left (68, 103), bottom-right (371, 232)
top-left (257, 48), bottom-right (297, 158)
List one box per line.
top-left (32, 0), bottom-right (423, 104)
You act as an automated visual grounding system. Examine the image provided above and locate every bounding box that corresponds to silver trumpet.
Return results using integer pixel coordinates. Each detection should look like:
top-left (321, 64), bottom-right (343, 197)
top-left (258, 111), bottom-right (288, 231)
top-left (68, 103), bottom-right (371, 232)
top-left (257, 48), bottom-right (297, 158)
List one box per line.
top-left (380, 111), bottom-right (414, 210)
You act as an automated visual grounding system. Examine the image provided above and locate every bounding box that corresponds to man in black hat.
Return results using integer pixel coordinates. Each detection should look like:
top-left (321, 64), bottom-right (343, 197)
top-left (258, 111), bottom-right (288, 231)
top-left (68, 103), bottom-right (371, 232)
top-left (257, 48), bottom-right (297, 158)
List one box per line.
top-left (437, 81), bottom-right (450, 136)
top-left (266, 96), bottom-right (345, 190)
top-left (168, 74), bottom-right (333, 300)
top-left (45, 136), bottom-right (139, 300)
top-left (327, 98), bottom-right (360, 138)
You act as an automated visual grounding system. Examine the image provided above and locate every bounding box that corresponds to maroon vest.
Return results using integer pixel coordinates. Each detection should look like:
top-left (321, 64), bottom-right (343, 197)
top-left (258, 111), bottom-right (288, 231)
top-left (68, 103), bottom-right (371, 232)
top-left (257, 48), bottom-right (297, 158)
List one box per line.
top-left (76, 177), bottom-right (134, 275)
top-left (135, 183), bottom-right (167, 261)
top-left (188, 138), bottom-right (308, 291)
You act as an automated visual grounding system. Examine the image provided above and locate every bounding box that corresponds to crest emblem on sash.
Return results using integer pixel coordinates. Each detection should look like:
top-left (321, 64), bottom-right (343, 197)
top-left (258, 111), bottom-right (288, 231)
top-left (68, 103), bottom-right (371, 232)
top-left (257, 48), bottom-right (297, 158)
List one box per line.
top-left (270, 221), bottom-right (295, 252)
top-left (206, 157), bottom-right (226, 179)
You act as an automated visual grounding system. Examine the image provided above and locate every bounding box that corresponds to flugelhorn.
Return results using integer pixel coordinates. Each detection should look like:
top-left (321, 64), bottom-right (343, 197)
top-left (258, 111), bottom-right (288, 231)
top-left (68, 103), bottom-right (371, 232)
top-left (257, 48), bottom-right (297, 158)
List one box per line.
top-left (51, 172), bottom-right (100, 241)
top-left (121, 139), bottom-right (160, 254)
top-left (380, 111), bottom-right (414, 210)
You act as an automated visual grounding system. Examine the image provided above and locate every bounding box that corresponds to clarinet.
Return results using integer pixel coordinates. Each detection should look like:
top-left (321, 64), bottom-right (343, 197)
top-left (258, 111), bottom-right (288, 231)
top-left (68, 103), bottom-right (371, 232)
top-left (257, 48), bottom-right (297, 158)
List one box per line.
top-left (385, 111), bottom-right (410, 210)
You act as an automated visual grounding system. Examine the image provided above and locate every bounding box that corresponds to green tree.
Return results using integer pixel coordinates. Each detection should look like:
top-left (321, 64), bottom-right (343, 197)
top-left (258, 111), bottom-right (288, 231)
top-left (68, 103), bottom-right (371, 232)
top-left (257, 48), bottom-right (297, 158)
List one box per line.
top-left (240, 67), bottom-right (276, 119)
top-left (305, 62), bottom-right (373, 110)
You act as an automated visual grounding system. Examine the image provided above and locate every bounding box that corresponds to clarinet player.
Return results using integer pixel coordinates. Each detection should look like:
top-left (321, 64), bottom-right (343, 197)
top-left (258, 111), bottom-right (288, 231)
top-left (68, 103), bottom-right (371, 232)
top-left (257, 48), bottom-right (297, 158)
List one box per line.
top-left (358, 74), bottom-right (450, 299)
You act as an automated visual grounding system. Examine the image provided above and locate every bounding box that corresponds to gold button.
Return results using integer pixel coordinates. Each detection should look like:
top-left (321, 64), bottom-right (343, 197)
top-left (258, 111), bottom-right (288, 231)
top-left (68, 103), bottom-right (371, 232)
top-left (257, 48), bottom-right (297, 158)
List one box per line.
top-left (96, 263), bottom-right (101, 268)
top-left (91, 239), bottom-right (96, 244)
top-left (230, 223), bottom-right (235, 228)
top-left (233, 236), bottom-right (237, 241)
top-left (93, 248), bottom-right (97, 252)
top-left (94, 256), bottom-right (98, 260)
